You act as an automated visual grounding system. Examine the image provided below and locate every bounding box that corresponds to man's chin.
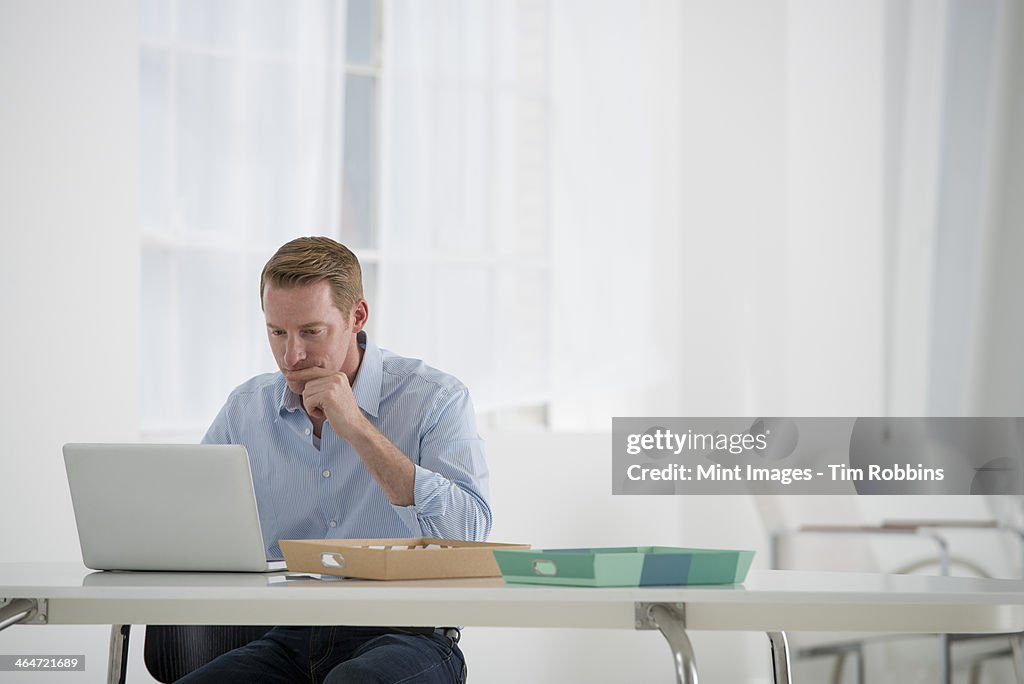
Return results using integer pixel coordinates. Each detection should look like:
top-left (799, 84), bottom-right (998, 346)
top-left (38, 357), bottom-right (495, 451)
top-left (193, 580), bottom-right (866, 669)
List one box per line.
top-left (285, 380), bottom-right (306, 395)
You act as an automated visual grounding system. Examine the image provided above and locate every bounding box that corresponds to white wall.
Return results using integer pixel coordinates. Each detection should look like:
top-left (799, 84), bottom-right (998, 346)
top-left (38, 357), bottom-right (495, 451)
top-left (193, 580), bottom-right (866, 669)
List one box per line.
top-left (0, 0), bottom-right (140, 678)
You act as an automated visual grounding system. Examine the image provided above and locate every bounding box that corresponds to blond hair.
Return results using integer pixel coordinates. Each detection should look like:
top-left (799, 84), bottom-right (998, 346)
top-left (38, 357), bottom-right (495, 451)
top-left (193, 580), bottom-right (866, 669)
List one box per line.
top-left (260, 236), bottom-right (364, 314)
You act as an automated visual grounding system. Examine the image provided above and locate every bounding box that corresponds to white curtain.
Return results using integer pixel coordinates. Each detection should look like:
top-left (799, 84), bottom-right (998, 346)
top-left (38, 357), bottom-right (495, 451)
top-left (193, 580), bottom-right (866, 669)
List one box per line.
top-left (885, 0), bottom-right (1010, 416)
top-left (377, 0), bottom-right (681, 418)
top-left (139, 0), bottom-right (1019, 435)
top-left (377, 0), bottom-right (554, 412)
top-left (139, 0), bottom-right (346, 436)
top-left (548, 0), bottom-right (681, 412)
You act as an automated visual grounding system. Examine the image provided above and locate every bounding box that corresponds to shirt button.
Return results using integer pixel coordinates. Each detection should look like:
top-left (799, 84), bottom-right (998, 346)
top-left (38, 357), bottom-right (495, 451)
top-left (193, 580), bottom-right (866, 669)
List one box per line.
top-left (329, 520), bottom-right (337, 528)
top-left (323, 469), bottom-right (331, 478)
top-left (304, 428), bottom-right (311, 436)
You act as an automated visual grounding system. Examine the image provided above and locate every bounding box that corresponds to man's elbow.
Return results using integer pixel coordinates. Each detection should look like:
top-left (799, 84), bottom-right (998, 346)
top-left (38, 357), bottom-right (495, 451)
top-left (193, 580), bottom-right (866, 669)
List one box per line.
top-left (468, 498), bottom-right (493, 541)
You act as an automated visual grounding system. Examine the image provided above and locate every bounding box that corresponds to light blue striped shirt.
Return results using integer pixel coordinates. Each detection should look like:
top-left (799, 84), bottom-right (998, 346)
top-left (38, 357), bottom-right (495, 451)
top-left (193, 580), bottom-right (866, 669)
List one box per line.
top-left (203, 332), bottom-right (492, 559)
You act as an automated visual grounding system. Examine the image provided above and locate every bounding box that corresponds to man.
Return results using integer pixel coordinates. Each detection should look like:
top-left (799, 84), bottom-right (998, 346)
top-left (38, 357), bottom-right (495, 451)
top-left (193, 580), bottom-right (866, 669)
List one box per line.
top-left (179, 236), bottom-right (490, 684)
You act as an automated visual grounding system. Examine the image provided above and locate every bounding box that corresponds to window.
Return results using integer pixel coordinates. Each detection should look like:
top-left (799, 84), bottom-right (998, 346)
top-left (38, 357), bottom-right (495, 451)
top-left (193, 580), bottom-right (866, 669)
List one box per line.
top-left (139, 0), bottom-right (552, 437)
top-left (138, 0), bottom-right (372, 437)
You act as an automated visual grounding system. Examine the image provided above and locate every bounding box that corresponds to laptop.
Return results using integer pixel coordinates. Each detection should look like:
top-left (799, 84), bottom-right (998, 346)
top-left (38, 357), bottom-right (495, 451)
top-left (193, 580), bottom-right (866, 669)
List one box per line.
top-left (63, 443), bottom-right (285, 572)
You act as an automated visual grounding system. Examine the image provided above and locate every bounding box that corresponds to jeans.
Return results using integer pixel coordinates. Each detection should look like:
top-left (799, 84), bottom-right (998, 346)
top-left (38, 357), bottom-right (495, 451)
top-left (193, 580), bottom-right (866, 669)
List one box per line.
top-left (174, 626), bottom-right (467, 684)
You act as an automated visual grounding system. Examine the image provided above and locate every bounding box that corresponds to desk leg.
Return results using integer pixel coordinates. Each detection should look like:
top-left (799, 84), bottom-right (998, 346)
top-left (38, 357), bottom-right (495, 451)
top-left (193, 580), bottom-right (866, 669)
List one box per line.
top-left (647, 604), bottom-right (699, 684)
top-left (1010, 632), bottom-right (1024, 684)
top-left (939, 634), bottom-right (952, 684)
top-left (767, 632), bottom-right (791, 684)
top-left (107, 624), bottom-right (130, 684)
top-left (0, 599), bottom-right (40, 632)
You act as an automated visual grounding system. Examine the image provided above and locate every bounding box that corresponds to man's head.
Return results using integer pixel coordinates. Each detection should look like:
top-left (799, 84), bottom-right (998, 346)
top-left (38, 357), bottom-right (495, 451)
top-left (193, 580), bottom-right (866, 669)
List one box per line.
top-left (260, 236), bottom-right (364, 315)
top-left (260, 237), bottom-right (368, 394)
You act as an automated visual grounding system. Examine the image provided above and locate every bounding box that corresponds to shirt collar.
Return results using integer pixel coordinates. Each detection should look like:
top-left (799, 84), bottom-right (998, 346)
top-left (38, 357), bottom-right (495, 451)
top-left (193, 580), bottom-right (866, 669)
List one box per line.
top-left (351, 330), bottom-right (382, 418)
top-left (277, 330), bottom-right (382, 418)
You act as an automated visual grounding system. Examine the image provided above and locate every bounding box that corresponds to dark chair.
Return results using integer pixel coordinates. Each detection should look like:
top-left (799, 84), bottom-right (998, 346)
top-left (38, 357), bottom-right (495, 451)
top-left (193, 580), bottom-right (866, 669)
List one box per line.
top-left (115, 625), bottom-right (275, 683)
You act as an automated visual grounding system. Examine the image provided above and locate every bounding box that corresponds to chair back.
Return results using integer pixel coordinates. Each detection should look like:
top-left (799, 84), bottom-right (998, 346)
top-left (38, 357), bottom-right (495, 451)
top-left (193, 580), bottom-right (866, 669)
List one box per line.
top-left (143, 625), bottom-right (275, 682)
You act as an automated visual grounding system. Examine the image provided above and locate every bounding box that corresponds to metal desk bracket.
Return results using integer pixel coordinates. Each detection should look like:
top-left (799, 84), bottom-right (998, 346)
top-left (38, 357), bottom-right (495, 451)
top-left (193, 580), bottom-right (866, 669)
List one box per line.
top-left (636, 602), bottom-right (791, 684)
top-left (636, 603), bottom-right (698, 684)
top-left (0, 598), bottom-right (48, 631)
top-left (635, 601), bottom-right (686, 630)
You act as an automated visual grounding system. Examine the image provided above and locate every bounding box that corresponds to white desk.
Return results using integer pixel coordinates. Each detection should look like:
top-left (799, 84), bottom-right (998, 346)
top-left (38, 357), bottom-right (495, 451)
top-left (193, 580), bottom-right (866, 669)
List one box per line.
top-left (4, 563), bottom-right (1024, 683)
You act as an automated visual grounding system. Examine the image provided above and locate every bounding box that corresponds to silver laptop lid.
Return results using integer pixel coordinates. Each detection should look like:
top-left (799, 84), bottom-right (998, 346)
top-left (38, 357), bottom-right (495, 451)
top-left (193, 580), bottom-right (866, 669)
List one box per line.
top-left (63, 443), bottom-right (277, 572)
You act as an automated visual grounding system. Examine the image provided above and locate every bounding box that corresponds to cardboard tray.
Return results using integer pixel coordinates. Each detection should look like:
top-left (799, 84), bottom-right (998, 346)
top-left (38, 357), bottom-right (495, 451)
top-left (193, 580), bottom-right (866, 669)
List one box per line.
top-left (492, 546), bottom-right (755, 587)
top-left (279, 537), bottom-right (530, 580)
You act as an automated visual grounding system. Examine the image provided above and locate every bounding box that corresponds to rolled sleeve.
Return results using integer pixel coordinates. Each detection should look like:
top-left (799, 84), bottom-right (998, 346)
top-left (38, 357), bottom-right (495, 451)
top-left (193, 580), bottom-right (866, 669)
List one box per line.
top-left (390, 389), bottom-right (492, 541)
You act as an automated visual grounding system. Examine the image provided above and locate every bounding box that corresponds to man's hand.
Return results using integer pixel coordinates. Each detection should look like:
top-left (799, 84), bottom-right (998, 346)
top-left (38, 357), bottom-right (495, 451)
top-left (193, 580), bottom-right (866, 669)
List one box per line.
top-left (288, 366), bottom-right (368, 439)
top-left (287, 365), bottom-right (415, 506)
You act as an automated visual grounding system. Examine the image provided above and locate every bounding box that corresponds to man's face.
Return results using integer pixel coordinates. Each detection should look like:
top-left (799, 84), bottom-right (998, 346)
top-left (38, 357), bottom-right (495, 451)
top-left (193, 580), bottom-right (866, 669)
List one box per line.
top-left (263, 280), bottom-right (356, 395)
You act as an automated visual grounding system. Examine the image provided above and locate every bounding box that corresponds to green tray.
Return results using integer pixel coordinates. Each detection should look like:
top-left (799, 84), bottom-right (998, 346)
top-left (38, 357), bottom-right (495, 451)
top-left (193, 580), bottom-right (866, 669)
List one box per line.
top-left (492, 546), bottom-right (754, 587)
